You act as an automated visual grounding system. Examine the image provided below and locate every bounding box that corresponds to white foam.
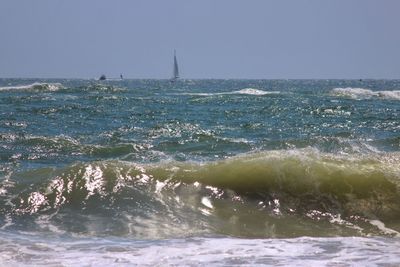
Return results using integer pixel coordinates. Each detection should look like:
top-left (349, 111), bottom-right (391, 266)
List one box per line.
top-left (368, 220), bottom-right (400, 237)
top-left (179, 88), bottom-right (279, 97)
top-left (1, 234), bottom-right (400, 266)
top-left (201, 197), bottom-right (214, 209)
top-left (377, 90), bottom-right (400, 100)
top-left (331, 87), bottom-right (400, 100)
top-left (0, 82), bottom-right (63, 92)
top-left (233, 88), bottom-right (279, 95)
top-left (179, 92), bottom-right (214, 96)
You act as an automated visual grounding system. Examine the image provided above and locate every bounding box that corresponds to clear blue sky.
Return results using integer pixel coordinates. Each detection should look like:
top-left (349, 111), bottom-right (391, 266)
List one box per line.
top-left (0, 0), bottom-right (399, 79)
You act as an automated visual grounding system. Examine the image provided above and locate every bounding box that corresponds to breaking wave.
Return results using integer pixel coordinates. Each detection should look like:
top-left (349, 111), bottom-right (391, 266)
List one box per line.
top-left (1, 149), bottom-right (400, 238)
top-left (233, 88), bottom-right (279, 95)
top-left (331, 87), bottom-right (400, 100)
top-left (0, 82), bottom-right (63, 92)
top-left (180, 88), bottom-right (279, 97)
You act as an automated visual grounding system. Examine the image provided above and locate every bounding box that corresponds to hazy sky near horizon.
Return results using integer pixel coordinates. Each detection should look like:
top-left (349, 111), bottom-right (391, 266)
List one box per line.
top-left (0, 0), bottom-right (399, 79)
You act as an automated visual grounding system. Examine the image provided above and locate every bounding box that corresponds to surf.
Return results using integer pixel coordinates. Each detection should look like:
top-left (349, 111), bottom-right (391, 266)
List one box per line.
top-left (2, 149), bottom-right (400, 238)
top-left (331, 87), bottom-right (400, 100)
top-left (0, 82), bottom-right (63, 92)
top-left (178, 88), bottom-right (280, 96)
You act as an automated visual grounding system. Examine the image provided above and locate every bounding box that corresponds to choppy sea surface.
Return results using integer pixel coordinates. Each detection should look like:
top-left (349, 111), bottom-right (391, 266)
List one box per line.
top-left (0, 79), bottom-right (399, 266)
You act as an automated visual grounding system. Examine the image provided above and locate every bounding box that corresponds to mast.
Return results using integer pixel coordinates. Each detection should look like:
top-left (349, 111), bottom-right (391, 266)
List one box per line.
top-left (173, 50), bottom-right (179, 80)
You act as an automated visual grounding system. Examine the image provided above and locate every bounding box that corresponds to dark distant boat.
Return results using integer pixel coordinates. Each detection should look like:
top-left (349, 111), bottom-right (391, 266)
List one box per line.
top-left (170, 50), bottom-right (179, 83)
top-left (99, 74), bottom-right (106, 81)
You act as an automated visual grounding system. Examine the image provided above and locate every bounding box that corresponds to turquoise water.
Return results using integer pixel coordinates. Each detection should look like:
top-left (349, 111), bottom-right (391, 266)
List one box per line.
top-left (0, 79), bottom-right (399, 265)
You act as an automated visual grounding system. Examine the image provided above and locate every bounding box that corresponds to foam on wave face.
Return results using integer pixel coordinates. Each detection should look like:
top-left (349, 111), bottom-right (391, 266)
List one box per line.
top-left (2, 149), bottom-right (400, 238)
top-left (331, 87), bottom-right (400, 100)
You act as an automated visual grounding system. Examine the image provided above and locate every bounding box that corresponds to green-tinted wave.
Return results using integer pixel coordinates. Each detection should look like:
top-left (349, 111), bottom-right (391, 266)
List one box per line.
top-left (1, 149), bottom-right (399, 238)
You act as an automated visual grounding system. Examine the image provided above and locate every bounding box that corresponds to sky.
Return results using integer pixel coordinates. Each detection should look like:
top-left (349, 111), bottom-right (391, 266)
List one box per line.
top-left (0, 0), bottom-right (399, 79)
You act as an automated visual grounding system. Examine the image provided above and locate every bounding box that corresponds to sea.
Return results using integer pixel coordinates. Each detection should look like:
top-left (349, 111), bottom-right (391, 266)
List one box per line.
top-left (0, 78), bottom-right (399, 266)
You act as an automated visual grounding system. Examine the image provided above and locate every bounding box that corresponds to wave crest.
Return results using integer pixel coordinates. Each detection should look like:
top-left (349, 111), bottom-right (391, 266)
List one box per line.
top-left (331, 87), bottom-right (400, 100)
top-left (2, 150), bottom-right (400, 238)
top-left (233, 88), bottom-right (279, 95)
top-left (0, 82), bottom-right (63, 92)
top-left (179, 88), bottom-right (279, 97)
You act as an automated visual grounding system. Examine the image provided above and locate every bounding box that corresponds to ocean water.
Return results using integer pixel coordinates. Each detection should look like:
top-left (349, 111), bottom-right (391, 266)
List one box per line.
top-left (0, 78), bottom-right (399, 266)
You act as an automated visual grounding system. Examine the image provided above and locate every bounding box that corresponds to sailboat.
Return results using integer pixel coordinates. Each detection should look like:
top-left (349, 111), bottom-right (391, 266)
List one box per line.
top-left (171, 50), bottom-right (179, 83)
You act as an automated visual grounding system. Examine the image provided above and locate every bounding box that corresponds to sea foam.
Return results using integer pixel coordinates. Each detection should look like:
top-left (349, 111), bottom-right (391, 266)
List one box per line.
top-left (331, 87), bottom-right (400, 100)
top-left (1, 234), bottom-right (399, 267)
top-left (0, 82), bottom-right (63, 91)
top-left (233, 88), bottom-right (279, 95)
top-left (180, 88), bottom-right (279, 96)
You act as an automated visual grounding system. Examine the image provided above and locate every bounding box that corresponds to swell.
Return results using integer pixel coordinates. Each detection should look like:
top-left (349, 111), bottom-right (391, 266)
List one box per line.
top-left (1, 149), bottom-right (400, 238)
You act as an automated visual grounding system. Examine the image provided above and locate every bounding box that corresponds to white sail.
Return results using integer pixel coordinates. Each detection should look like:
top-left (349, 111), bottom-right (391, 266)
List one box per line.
top-left (172, 50), bottom-right (179, 80)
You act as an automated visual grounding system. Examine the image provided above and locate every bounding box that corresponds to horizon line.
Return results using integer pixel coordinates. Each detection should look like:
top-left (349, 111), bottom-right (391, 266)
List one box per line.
top-left (1, 77), bottom-right (400, 80)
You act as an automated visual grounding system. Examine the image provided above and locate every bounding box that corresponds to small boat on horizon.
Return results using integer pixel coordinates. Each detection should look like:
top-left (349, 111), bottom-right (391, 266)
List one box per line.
top-left (98, 74), bottom-right (124, 81)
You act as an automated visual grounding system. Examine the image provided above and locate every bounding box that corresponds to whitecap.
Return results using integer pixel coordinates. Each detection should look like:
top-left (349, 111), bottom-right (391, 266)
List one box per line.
top-left (376, 90), bottom-right (400, 100)
top-left (331, 87), bottom-right (400, 100)
top-left (0, 82), bottom-right (63, 92)
top-left (232, 88), bottom-right (279, 95)
top-left (178, 88), bottom-right (279, 97)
